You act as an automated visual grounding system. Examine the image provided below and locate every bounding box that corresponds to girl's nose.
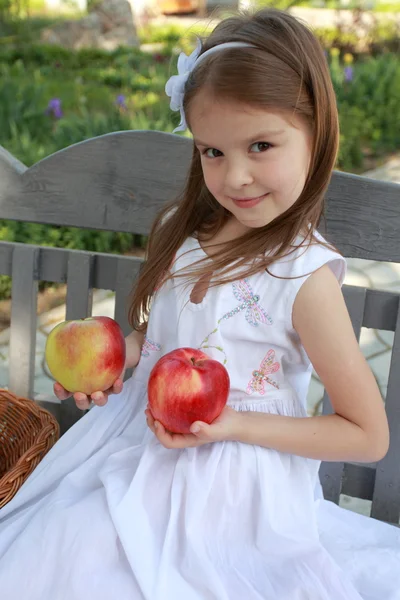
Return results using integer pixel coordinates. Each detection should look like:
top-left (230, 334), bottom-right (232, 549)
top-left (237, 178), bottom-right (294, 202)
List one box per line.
top-left (224, 161), bottom-right (254, 189)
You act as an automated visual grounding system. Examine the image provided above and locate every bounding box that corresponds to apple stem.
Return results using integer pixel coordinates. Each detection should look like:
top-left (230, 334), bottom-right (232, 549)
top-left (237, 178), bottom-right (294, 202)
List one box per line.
top-left (190, 357), bottom-right (196, 365)
top-left (199, 344), bottom-right (228, 365)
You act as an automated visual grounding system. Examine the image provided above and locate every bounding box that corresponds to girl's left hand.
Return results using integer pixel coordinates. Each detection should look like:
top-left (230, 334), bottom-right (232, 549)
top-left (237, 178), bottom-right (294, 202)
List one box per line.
top-left (145, 405), bottom-right (241, 449)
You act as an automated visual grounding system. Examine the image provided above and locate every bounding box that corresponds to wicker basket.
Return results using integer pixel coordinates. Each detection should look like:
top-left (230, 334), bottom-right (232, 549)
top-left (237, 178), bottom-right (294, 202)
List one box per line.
top-left (0, 389), bottom-right (60, 509)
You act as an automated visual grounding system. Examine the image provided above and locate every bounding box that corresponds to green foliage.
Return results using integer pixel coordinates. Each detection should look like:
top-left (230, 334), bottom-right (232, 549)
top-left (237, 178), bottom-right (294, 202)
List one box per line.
top-left (252, 0), bottom-right (309, 9)
top-left (0, 30), bottom-right (399, 299)
top-left (329, 53), bottom-right (400, 170)
top-left (0, 0), bottom-right (31, 26)
top-left (315, 21), bottom-right (400, 55)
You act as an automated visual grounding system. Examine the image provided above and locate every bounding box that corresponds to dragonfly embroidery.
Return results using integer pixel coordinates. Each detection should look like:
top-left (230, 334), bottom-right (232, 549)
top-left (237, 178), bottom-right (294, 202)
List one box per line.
top-left (198, 279), bottom-right (272, 364)
top-left (141, 336), bottom-right (161, 357)
top-left (220, 278), bottom-right (273, 327)
top-left (246, 349), bottom-right (280, 394)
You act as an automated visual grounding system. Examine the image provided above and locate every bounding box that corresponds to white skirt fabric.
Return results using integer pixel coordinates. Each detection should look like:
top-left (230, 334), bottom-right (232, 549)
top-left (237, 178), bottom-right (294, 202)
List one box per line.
top-left (0, 376), bottom-right (399, 600)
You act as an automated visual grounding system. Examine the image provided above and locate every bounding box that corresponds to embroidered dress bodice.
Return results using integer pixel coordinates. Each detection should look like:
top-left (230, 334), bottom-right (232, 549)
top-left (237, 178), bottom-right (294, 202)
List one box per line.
top-left (138, 234), bottom-right (346, 417)
top-left (1, 233), bottom-right (399, 600)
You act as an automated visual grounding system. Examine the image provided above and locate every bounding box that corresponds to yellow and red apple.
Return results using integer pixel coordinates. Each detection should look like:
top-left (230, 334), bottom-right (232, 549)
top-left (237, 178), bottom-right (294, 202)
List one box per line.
top-left (45, 316), bottom-right (126, 395)
top-left (147, 347), bottom-right (230, 434)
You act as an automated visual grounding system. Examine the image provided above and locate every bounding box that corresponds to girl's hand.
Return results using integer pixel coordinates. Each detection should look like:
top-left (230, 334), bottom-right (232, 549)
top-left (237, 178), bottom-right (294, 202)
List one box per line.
top-left (145, 405), bottom-right (241, 449)
top-left (53, 370), bottom-right (125, 410)
top-left (52, 329), bottom-right (144, 411)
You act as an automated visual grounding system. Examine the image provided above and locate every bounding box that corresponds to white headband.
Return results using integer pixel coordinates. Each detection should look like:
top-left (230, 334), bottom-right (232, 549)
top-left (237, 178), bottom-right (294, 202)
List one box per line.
top-left (165, 39), bottom-right (256, 133)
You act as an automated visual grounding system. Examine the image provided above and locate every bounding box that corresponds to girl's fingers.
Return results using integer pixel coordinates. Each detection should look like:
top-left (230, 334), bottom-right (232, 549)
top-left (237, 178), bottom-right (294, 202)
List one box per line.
top-left (54, 373), bottom-right (125, 409)
top-left (53, 382), bottom-right (72, 401)
top-left (145, 408), bottom-right (155, 432)
top-left (90, 392), bottom-right (108, 407)
top-left (73, 392), bottom-right (91, 410)
top-left (54, 383), bottom-right (117, 409)
top-left (111, 378), bottom-right (124, 394)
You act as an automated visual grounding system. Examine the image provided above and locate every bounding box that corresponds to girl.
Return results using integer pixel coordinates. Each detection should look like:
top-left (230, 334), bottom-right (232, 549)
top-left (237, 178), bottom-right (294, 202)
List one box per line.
top-left (0, 8), bottom-right (399, 600)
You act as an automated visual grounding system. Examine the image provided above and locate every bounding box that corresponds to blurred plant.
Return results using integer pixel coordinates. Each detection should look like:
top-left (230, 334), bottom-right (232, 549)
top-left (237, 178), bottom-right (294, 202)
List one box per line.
top-left (115, 94), bottom-right (128, 111)
top-left (0, 0), bottom-right (30, 23)
top-left (45, 97), bottom-right (63, 119)
top-left (249, 0), bottom-right (309, 8)
top-left (0, 41), bottom-right (399, 300)
top-left (344, 65), bottom-right (354, 81)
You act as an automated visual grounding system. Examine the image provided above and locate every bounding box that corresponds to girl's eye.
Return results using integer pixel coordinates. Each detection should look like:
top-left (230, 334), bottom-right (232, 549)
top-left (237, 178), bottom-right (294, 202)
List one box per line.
top-left (250, 142), bottom-right (271, 153)
top-left (203, 148), bottom-right (223, 158)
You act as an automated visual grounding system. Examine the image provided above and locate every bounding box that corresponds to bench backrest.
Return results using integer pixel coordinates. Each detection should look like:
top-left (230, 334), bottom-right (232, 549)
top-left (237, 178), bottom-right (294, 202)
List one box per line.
top-left (1, 130), bottom-right (400, 523)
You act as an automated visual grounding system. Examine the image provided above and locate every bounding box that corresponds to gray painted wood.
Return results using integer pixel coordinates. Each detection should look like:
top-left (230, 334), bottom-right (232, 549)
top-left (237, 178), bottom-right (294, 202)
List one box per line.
top-left (0, 132), bottom-right (190, 235)
top-left (371, 300), bottom-right (400, 523)
top-left (0, 242), bottom-right (141, 426)
top-left (8, 246), bottom-right (39, 399)
top-left (0, 241), bottom-right (140, 290)
top-left (341, 462), bottom-right (376, 501)
top-left (0, 133), bottom-right (400, 260)
top-left (318, 284), bottom-right (400, 524)
top-left (114, 258), bottom-right (142, 382)
top-left (363, 288), bottom-right (400, 332)
top-left (114, 256), bottom-right (141, 337)
top-left (0, 144), bottom-right (26, 178)
top-left (59, 252), bottom-right (95, 435)
top-left (65, 252), bottom-right (94, 320)
top-left (322, 171), bottom-right (400, 261)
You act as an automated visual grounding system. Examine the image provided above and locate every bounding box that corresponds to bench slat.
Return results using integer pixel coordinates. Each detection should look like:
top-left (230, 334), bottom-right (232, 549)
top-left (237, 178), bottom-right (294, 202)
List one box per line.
top-left (1, 242), bottom-right (399, 329)
top-left (319, 286), bottom-right (367, 503)
top-left (114, 260), bottom-right (142, 382)
top-left (0, 132), bottom-right (190, 235)
top-left (341, 462), bottom-right (376, 501)
top-left (0, 241), bottom-right (142, 293)
top-left (1, 134), bottom-right (400, 261)
top-left (65, 252), bottom-right (94, 320)
top-left (371, 303), bottom-right (400, 523)
top-left (323, 172), bottom-right (400, 261)
top-left (114, 259), bottom-right (140, 337)
top-left (8, 246), bottom-right (39, 399)
top-left (58, 252), bottom-right (94, 435)
top-left (0, 242), bottom-right (399, 331)
top-left (364, 288), bottom-right (400, 331)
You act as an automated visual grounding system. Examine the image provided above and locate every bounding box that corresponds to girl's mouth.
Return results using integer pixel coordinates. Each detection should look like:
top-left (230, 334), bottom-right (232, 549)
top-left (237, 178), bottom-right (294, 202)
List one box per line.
top-left (231, 193), bottom-right (269, 209)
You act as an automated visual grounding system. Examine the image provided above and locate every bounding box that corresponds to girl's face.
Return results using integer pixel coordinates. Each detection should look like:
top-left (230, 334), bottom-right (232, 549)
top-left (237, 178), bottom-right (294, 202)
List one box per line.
top-left (189, 90), bottom-right (312, 235)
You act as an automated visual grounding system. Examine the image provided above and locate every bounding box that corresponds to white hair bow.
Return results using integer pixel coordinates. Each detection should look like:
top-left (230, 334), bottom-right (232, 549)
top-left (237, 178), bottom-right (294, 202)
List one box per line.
top-left (165, 39), bottom-right (202, 133)
top-left (165, 39), bottom-right (256, 133)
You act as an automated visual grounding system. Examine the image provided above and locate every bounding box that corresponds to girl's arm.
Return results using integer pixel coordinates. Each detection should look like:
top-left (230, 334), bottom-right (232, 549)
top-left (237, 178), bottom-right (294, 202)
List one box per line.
top-left (235, 265), bottom-right (390, 463)
top-left (125, 329), bottom-right (145, 369)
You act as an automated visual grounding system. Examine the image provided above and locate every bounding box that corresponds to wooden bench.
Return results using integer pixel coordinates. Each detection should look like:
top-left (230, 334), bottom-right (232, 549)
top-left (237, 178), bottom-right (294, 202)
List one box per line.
top-left (1, 130), bottom-right (399, 524)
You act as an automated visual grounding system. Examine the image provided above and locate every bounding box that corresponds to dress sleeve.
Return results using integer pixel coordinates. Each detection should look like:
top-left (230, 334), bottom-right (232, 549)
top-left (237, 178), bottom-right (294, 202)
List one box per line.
top-left (276, 235), bottom-right (347, 330)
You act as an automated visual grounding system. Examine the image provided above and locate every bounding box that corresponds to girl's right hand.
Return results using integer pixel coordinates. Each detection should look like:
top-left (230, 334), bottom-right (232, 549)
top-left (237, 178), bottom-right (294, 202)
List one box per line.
top-left (52, 328), bottom-right (144, 411)
top-left (53, 374), bottom-right (125, 410)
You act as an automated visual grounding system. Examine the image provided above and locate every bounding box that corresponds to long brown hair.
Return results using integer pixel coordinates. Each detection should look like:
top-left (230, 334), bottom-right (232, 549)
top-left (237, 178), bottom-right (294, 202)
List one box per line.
top-left (129, 8), bottom-right (339, 331)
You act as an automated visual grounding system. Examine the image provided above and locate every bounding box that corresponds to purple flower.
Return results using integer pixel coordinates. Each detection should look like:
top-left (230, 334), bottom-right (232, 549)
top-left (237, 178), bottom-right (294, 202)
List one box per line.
top-left (115, 94), bottom-right (127, 110)
top-left (154, 53), bottom-right (166, 64)
top-left (344, 66), bottom-right (354, 82)
top-left (45, 98), bottom-right (63, 119)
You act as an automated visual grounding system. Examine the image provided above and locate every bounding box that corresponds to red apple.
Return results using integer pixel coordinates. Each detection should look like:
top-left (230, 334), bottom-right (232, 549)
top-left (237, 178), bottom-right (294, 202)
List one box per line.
top-left (45, 316), bottom-right (126, 395)
top-left (147, 347), bottom-right (230, 434)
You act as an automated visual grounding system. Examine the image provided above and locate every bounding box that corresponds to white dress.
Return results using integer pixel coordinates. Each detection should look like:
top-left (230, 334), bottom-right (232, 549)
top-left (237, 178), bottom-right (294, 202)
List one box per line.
top-left (0, 235), bottom-right (399, 600)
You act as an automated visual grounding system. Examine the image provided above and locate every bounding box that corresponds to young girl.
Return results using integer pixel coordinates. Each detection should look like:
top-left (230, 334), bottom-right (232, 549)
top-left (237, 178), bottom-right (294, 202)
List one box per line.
top-left (0, 8), bottom-right (399, 600)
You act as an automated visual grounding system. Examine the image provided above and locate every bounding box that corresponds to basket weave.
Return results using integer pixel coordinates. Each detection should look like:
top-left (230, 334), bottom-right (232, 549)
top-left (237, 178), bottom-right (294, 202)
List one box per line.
top-left (0, 389), bottom-right (60, 509)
